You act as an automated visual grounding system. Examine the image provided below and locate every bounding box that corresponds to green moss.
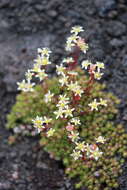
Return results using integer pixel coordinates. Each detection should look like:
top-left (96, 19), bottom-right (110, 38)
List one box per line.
top-left (7, 67), bottom-right (127, 190)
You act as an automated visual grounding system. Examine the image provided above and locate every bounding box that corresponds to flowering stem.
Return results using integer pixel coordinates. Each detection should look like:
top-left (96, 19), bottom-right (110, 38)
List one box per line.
top-left (68, 47), bottom-right (80, 70)
top-left (84, 72), bottom-right (95, 96)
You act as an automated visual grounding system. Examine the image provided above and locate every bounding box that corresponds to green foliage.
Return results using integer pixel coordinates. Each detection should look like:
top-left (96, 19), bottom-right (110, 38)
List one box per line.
top-left (7, 67), bottom-right (127, 190)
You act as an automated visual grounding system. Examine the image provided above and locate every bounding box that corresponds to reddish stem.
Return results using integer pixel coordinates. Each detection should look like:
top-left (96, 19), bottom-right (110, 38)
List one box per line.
top-left (67, 47), bottom-right (80, 70)
top-left (84, 72), bottom-right (95, 96)
top-left (72, 93), bottom-right (81, 105)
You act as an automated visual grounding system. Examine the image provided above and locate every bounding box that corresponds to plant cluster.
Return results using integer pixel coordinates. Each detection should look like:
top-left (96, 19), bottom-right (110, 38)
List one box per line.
top-left (7, 26), bottom-right (127, 190)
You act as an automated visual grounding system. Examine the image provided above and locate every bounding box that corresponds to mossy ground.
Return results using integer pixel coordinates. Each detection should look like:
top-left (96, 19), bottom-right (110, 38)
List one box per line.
top-left (7, 67), bottom-right (127, 190)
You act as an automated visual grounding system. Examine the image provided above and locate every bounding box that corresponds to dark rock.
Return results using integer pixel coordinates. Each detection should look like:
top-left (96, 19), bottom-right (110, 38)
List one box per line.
top-left (0, 152), bottom-right (6, 161)
top-left (35, 4), bottom-right (45, 11)
top-left (0, 0), bottom-right (127, 190)
top-left (107, 10), bottom-right (118, 18)
top-left (122, 55), bottom-right (127, 67)
top-left (46, 64), bottom-right (56, 74)
top-left (65, 180), bottom-right (71, 188)
top-left (0, 182), bottom-right (11, 190)
top-left (58, 187), bottom-right (66, 190)
top-left (0, 0), bottom-right (10, 8)
top-left (95, 0), bottom-right (117, 17)
top-left (10, 152), bottom-right (17, 158)
top-left (110, 38), bottom-right (124, 47)
top-left (106, 21), bottom-right (126, 37)
top-left (36, 162), bottom-right (49, 169)
top-left (47, 10), bottom-right (57, 17)
top-left (0, 19), bottom-right (10, 30)
top-left (119, 13), bottom-right (127, 24)
top-left (90, 48), bottom-right (104, 60)
top-left (3, 73), bottom-right (18, 92)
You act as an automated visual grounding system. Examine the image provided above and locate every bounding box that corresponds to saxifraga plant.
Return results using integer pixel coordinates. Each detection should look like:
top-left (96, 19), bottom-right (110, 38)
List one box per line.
top-left (7, 26), bottom-right (127, 190)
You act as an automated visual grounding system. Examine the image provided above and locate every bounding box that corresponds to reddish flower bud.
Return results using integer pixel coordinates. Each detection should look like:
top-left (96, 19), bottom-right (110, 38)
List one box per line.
top-left (90, 144), bottom-right (97, 151)
top-left (66, 124), bottom-right (74, 131)
top-left (89, 64), bottom-right (96, 74)
top-left (73, 94), bottom-right (81, 101)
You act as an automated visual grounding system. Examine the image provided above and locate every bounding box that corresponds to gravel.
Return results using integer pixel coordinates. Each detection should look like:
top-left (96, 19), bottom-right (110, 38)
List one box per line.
top-left (0, 0), bottom-right (127, 189)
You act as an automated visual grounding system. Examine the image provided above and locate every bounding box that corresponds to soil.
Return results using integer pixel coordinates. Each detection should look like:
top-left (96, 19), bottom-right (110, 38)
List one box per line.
top-left (0, 0), bottom-right (127, 189)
